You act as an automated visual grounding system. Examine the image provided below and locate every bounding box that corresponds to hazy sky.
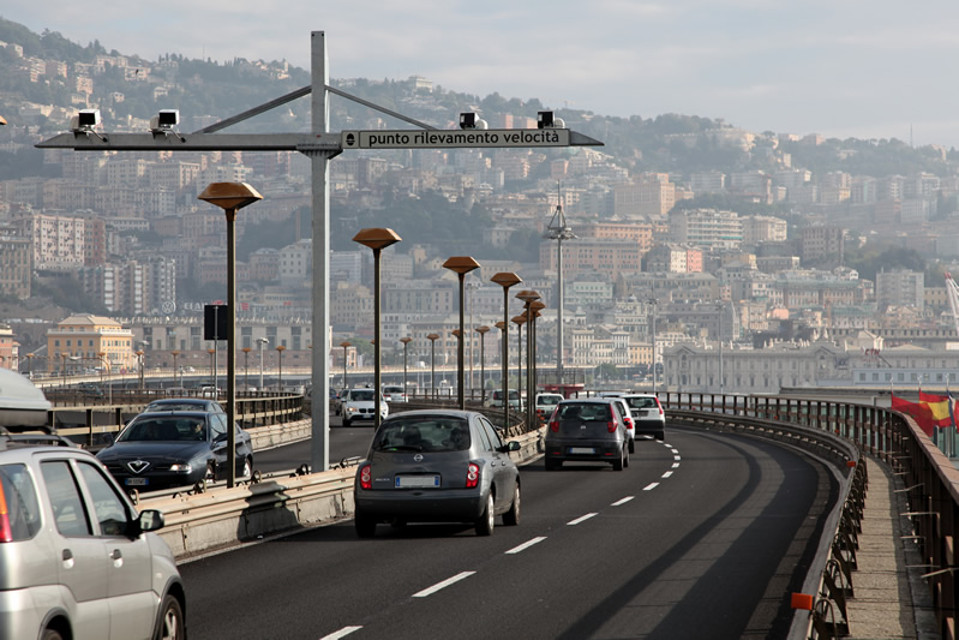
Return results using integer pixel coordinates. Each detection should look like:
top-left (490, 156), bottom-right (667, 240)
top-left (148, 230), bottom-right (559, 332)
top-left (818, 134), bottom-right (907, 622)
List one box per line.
top-left (6, 2), bottom-right (959, 147)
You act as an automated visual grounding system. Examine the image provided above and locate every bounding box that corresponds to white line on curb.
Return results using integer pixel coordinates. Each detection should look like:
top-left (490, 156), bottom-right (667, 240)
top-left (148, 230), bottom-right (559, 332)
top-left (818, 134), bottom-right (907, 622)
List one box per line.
top-left (319, 626), bottom-right (363, 639)
top-left (567, 513), bottom-right (598, 525)
top-left (505, 536), bottom-right (547, 554)
top-left (611, 496), bottom-right (635, 506)
top-left (412, 571), bottom-right (476, 598)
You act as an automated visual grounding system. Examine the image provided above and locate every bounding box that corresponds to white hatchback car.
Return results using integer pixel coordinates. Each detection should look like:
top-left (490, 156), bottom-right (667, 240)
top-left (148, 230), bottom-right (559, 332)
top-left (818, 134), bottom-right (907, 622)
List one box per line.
top-left (0, 433), bottom-right (185, 640)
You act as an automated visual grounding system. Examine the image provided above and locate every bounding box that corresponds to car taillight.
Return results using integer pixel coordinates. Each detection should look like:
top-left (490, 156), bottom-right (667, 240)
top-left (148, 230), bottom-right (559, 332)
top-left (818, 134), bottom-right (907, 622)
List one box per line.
top-left (607, 421), bottom-right (617, 433)
top-left (466, 462), bottom-right (480, 488)
top-left (624, 417), bottom-right (634, 430)
top-left (549, 419), bottom-right (559, 432)
top-left (656, 399), bottom-right (664, 415)
top-left (0, 482), bottom-right (11, 543)
top-left (359, 464), bottom-right (372, 490)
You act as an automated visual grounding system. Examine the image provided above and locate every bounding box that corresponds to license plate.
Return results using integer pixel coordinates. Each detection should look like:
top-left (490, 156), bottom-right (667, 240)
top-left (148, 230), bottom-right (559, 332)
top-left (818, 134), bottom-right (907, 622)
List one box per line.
top-left (125, 477), bottom-right (149, 486)
top-left (569, 447), bottom-right (595, 455)
top-left (395, 475), bottom-right (441, 488)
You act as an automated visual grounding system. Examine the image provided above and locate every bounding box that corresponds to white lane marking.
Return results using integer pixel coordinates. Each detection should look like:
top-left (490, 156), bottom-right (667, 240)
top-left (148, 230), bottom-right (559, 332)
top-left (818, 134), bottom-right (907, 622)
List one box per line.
top-left (661, 470), bottom-right (674, 479)
top-left (320, 627), bottom-right (363, 640)
top-left (412, 571), bottom-right (476, 598)
top-left (567, 512), bottom-right (598, 526)
top-left (672, 462), bottom-right (680, 469)
top-left (673, 455), bottom-right (681, 461)
top-left (611, 496), bottom-right (635, 506)
top-left (643, 482), bottom-right (660, 491)
top-left (505, 536), bottom-right (547, 555)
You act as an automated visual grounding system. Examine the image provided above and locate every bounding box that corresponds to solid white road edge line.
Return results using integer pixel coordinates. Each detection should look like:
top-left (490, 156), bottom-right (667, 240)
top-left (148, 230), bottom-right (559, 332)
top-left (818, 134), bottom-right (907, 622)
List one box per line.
top-left (505, 536), bottom-right (548, 554)
top-left (319, 626), bottom-right (363, 640)
top-left (567, 513), bottom-right (598, 526)
top-left (412, 571), bottom-right (476, 598)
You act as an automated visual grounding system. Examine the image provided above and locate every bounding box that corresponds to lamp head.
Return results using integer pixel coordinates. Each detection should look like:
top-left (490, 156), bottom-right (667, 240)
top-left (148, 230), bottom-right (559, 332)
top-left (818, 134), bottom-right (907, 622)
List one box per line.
top-left (490, 272), bottom-right (522, 290)
top-left (442, 256), bottom-right (481, 276)
top-left (353, 227), bottom-right (402, 251)
top-left (198, 182), bottom-right (262, 211)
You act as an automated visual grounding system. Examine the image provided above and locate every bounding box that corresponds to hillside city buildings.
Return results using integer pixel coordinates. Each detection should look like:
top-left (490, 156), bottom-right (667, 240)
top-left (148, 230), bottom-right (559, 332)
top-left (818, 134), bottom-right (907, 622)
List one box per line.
top-left (3, 41), bottom-right (959, 394)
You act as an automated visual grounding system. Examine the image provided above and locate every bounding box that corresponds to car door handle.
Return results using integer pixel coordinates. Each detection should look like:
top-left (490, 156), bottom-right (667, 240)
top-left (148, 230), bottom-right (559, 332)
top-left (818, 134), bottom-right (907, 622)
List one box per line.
top-left (110, 549), bottom-right (123, 561)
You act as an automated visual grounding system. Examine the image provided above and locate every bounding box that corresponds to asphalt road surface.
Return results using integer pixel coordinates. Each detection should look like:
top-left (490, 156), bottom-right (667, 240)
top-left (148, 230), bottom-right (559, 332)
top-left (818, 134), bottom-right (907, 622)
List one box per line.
top-left (179, 424), bottom-right (835, 640)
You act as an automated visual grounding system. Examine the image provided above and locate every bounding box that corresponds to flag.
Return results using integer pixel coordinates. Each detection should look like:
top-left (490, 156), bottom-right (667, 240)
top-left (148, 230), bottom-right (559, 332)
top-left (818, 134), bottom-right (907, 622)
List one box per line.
top-left (919, 390), bottom-right (954, 429)
top-left (892, 392), bottom-right (935, 437)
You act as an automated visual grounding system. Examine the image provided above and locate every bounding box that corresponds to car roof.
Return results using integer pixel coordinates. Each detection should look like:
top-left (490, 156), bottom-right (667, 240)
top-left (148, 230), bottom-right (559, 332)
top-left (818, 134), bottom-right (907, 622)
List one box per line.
top-left (560, 398), bottom-right (616, 404)
top-left (382, 409), bottom-right (478, 420)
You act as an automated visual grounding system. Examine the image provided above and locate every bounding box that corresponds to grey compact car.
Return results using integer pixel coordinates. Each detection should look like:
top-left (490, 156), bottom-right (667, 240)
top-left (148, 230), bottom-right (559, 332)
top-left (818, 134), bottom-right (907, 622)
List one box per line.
top-left (0, 433), bottom-right (186, 640)
top-left (544, 398), bottom-right (630, 471)
top-left (353, 409), bottom-right (521, 537)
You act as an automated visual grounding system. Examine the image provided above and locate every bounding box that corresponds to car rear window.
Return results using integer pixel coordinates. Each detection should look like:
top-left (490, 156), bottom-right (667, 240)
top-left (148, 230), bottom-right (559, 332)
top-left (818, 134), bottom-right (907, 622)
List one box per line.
top-left (372, 417), bottom-right (470, 452)
top-left (625, 397), bottom-right (658, 409)
top-left (0, 463), bottom-right (41, 541)
top-left (559, 403), bottom-right (611, 421)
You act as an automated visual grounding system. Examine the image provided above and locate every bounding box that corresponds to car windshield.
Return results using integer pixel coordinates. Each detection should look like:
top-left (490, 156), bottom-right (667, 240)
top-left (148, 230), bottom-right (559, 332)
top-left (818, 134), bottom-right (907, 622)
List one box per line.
top-left (559, 403), bottom-right (610, 421)
top-left (626, 397), bottom-right (658, 409)
top-left (118, 417), bottom-right (207, 442)
top-left (350, 390), bottom-right (375, 401)
top-left (372, 417), bottom-right (470, 452)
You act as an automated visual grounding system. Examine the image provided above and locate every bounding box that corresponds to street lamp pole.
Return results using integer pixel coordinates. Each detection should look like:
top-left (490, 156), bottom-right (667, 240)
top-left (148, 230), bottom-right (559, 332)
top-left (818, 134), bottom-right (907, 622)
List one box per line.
top-left (340, 341), bottom-right (351, 390)
top-left (475, 326), bottom-right (490, 403)
top-left (257, 337), bottom-right (269, 391)
top-left (427, 333), bottom-right (440, 400)
top-left (443, 256), bottom-right (481, 409)
top-left (512, 315), bottom-right (526, 412)
top-left (648, 298), bottom-right (657, 395)
top-left (171, 350), bottom-right (180, 388)
top-left (241, 347), bottom-right (251, 391)
top-left (276, 345), bottom-right (286, 392)
top-left (400, 337), bottom-right (412, 399)
top-left (198, 181), bottom-right (262, 487)
top-left (353, 227), bottom-right (402, 429)
top-left (491, 273), bottom-right (522, 429)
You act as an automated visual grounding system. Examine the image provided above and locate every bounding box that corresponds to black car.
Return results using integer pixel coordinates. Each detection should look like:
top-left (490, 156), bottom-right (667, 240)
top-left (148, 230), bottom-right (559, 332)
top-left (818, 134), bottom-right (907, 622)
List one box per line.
top-left (544, 398), bottom-right (630, 471)
top-left (354, 409), bottom-right (521, 537)
top-left (96, 410), bottom-right (254, 491)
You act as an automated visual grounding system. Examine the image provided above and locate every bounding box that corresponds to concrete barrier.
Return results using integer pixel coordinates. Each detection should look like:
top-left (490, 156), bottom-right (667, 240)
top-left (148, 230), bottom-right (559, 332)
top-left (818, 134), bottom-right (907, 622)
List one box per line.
top-left (149, 426), bottom-right (546, 560)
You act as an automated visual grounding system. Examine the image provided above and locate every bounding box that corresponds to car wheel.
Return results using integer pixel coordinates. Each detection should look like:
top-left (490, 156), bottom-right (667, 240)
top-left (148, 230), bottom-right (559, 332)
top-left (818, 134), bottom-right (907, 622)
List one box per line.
top-left (154, 593), bottom-right (185, 640)
top-left (355, 510), bottom-right (376, 538)
top-left (656, 430), bottom-right (665, 441)
top-left (475, 492), bottom-right (495, 536)
top-left (624, 448), bottom-right (630, 468)
top-left (41, 628), bottom-right (64, 640)
top-left (343, 417), bottom-right (351, 428)
top-left (545, 457), bottom-right (561, 471)
top-left (613, 447), bottom-right (625, 471)
top-left (241, 456), bottom-right (253, 479)
top-left (628, 438), bottom-right (635, 454)
top-left (503, 483), bottom-right (520, 526)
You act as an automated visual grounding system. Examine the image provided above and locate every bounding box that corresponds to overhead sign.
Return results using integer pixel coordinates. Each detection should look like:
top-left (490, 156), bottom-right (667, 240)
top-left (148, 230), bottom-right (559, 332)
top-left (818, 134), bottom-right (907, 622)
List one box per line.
top-left (341, 128), bottom-right (571, 150)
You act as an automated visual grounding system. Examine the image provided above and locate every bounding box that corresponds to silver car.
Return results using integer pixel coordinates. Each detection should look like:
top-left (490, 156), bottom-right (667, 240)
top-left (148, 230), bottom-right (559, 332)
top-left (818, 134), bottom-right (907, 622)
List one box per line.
top-left (0, 433), bottom-right (186, 640)
top-left (354, 410), bottom-right (521, 537)
top-left (620, 393), bottom-right (666, 440)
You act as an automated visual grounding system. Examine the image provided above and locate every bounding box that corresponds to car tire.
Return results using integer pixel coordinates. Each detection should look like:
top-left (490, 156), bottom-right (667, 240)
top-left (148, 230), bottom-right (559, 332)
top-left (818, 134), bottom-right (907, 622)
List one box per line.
top-left (613, 447), bottom-right (625, 471)
top-left (656, 430), bottom-right (665, 441)
top-left (241, 456), bottom-right (253, 479)
top-left (154, 593), bottom-right (185, 640)
top-left (545, 457), bottom-right (561, 471)
top-left (41, 628), bottom-right (64, 640)
top-left (628, 438), bottom-right (635, 453)
top-left (502, 483), bottom-right (520, 526)
top-left (355, 510), bottom-right (376, 538)
top-left (475, 492), bottom-right (495, 536)
top-left (343, 417), bottom-right (351, 428)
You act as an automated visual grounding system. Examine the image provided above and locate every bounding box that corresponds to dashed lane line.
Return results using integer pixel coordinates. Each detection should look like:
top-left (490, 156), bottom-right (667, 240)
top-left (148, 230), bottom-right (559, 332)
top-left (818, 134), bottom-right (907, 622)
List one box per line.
top-left (505, 536), bottom-right (548, 555)
top-left (611, 496), bottom-right (635, 506)
top-left (643, 482), bottom-right (660, 491)
top-left (319, 626), bottom-right (363, 639)
top-left (567, 512), bottom-right (598, 526)
top-left (412, 571), bottom-right (476, 598)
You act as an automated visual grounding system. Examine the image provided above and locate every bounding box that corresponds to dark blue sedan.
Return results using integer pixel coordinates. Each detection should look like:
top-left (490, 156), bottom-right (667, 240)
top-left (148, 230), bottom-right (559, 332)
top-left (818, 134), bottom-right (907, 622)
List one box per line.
top-left (96, 410), bottom-right (253, 491)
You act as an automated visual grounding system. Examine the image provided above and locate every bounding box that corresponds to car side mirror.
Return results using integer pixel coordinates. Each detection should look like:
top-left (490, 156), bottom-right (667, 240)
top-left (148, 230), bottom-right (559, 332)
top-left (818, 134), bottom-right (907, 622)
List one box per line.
top-left (130, 509), bottom-right (165, 538)
top-left (499, 441), bottom-right (520, 453)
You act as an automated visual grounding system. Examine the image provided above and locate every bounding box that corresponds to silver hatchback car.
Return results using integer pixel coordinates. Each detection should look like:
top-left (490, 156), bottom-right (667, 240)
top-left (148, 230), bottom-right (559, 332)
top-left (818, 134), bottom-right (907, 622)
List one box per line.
top-left (354, 410), bottom-right (521, 537)
top-left (0, 433), bottom-right (186, 640)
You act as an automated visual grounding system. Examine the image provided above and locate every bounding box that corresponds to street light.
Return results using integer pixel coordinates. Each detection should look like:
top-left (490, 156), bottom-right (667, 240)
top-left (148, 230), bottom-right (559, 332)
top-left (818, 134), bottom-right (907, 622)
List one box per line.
top-left (400, 337), bottom-right (412, 399)
top-left (648, 298), bottom-right (658, 395)
top-left (717, 302), bottom-right (725, 395)
top-left (511, 314), bottom-right (526, 410)
top-left (241, 347), bottom-right (251, 391)
top-left (491, 272), bottom-right (522, 429)
top-left (340, 341), bottom-right (352, 390)
top-left (257, 337), bottom-right (269, 390)
top-left (98, 351), bottom-right (113, 404)
top-left (136, 350), bottom-right (145, 390)
top-left (199, 181), bottom-right (262, 488)
top-left (207, 348), bottom-right (216, 388)
top-left (475, 326), bottom-right (490, 403)
top-left (353, 227), bottom-right (402, 429)
top-left (516, 290), bottom-right (541, 427)
top-left (427, 333), bottom-right (440, 400)
top-left (443, 256), bottom-right (481, 409)
top-left (171, 349), bottom-right (181, 389)
top-left (276, 345), bottom-right (286, 392)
